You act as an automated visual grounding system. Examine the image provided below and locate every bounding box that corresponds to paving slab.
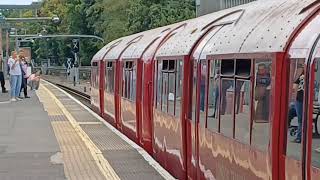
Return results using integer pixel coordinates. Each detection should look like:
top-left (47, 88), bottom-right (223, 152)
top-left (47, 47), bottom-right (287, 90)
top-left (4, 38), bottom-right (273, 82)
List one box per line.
top-left (0, 88), bottom-right (66, 180)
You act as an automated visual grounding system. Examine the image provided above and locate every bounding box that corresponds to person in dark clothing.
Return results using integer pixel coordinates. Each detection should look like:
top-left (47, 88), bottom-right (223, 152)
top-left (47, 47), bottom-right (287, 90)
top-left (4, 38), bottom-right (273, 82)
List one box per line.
top-left (292, 71), bottom-right (304, 143)
top-left (19, 57), bottom-right (30, 98)
top-left (0, 56), bottom-right (8, 93)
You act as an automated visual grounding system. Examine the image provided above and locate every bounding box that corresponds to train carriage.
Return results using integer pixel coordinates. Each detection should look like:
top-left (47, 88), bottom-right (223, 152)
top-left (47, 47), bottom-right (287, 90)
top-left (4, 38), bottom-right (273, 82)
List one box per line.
top-left (91, 0), bottom-right (320, 179)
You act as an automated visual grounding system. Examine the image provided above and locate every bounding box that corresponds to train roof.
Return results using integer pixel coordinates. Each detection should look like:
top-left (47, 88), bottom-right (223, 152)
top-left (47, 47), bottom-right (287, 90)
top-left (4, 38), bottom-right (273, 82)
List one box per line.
top-left (91, 0), bottom-right (320, 63)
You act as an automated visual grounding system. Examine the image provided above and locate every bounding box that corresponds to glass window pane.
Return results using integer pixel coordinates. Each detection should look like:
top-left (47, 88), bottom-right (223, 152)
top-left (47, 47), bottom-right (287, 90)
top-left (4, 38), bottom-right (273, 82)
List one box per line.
top-left (235, 80), bottom-right (250, 144)
top-left (220, 79), bottom-right (234, 137)
top-left (168, 73), bottom-right (176, 116)
top-left (236, 59), bottom-right (251, 77)
top-left (131, 63), bottom-right (136, 101)
top-left (162, 72), bottom-right (168, 112)
top-left (192, 62), bottom-right (197, 122)
top-left (175, 60), bottom-right (183, 118)
top-left (312, 59), bottom-right (320, 168)
top-left (286, 58), bottom-right (304, 160)
top-left (155, 61), bottom-right (162, 109)
top-left (207, 60), bottom-right (219, 131)
top-left (252, 60), bottom-right (272, 151)
top-left (199, 61), bottom-right (207, 125)
top-left (221, 59), bottom-right (234, 76)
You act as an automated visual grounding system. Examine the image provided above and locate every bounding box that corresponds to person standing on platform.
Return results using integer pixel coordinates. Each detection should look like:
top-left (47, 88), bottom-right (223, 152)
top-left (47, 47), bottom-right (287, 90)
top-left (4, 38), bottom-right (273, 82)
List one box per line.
top-left (8, 51), bottom-right (22, 102)
top-left (19, 56), bottom-right (30, 98)
top-left (292, 68), bottom-right (304, 143)
top-left (0, 55), bottom-right (8, 93)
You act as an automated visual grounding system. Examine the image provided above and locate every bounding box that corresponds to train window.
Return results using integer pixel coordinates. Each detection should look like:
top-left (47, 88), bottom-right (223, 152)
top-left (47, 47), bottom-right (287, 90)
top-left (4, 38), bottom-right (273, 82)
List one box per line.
top-left (199, 61), bottom-right (208, 125)
top-left (176, 60), bottom-right (183, 117)
top-left (251, 60), bottom-right (272, 151)
top-left (220, 78), bottom-right (235, 138)
top-left (92, 62), bottom-right (98, 66)
top-left (155, 59), bottom-right (183, 117)
top-left (155, 61), bottom-right (161, 109)
top-left (191, 62), bottom-right (197, 122)
top-left (235, 80), bottom-right (250, 144)
top-left (286, 58), bottom-right (304, 161)
top-left (221, 59), bottom-right (234, 76)
top-left (207, 60), bottom-right (220, 131)
top-left (236, 59), bottom-right (251, 77)
top-left (312, 59), bottom-right (320, 168)
top-left (168, 73), bottom-right (176, 116)
top-left (107, 62), bottom-right (112, 68)
top-left (122, 61), bottom-right (136, 101)
top-left (105, 61), bottom-right (115, 93)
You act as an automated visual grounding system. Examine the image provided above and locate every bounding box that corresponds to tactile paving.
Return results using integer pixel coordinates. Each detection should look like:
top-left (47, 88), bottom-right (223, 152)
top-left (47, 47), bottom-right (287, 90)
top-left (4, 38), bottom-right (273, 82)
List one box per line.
top-left (80, 124), bottom-right (165, 180)
top-left (80, 124), bottom-right (132, 150)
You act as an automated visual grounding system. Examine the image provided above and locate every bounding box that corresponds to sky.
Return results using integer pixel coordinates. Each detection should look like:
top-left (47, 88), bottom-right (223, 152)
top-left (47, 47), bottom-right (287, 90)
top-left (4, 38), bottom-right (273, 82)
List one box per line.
top-left (0, 0), bottom-right (36, 5)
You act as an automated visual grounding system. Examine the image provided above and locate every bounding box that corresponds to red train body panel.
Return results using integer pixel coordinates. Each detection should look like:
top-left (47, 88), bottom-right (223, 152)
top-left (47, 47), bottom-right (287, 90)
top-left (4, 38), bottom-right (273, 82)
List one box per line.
top-left (90, 0), bottom-right (320, 179)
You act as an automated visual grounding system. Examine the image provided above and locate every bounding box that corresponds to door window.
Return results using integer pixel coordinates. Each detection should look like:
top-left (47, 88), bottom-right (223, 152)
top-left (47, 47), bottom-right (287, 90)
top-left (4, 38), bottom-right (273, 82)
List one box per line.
top-left (154, 59), bottom-right (183, 117)
top-left (311, 58), bottom-right (320, 169)
top-left (286, 58), bottom-right (305, 160)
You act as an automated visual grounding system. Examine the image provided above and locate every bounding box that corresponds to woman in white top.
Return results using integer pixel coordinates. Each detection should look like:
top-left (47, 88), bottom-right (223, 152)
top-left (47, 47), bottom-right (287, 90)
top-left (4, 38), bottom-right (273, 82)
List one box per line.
top-left (8, 51), bottom-right (22, 101)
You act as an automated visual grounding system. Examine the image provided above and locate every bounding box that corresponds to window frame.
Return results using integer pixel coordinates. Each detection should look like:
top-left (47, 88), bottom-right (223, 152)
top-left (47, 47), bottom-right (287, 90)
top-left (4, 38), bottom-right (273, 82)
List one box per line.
top-left (205, 53), bottom-right (276, 149)
top-left (154, 57), bottom-right (183, 117)
top-left (105, 60), bottom-right (116, 94)
top-left (121, 59), bottom-right (137, 102)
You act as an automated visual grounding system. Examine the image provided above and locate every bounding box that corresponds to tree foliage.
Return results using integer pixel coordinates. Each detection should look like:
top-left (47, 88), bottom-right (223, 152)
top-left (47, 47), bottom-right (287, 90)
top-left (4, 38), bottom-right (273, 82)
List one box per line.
top-left (4, 0), bottom-right (195, 66)
top-left (127, 0), bottom-right (196, 33)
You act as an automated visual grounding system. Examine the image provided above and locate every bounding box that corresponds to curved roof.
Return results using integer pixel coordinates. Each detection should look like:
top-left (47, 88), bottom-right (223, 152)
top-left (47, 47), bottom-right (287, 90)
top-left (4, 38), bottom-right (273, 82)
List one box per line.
top-left (103, 33), bottom-right (142, 60)
top-left (203, 0), bottom-right (320, 56)
top-left (92, 0), bottom-right (320, 63)
top-left (156, 5), bottom-right (246, 58)
top-left (91, 39), bottom-right (122, 62)
top-left (120, 26), bottom-right (171, 60)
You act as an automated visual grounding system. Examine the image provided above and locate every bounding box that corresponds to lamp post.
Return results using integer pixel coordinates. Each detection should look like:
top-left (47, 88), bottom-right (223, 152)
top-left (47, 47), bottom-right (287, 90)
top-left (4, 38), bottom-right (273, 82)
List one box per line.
top-left (20, 34), bottom-right (104, 85)
top-left (0, 14), bottom-right (60, 76)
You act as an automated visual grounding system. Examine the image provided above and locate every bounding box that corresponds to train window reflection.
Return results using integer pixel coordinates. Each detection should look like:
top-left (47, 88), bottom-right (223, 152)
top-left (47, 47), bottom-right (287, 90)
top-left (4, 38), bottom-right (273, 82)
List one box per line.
top-left (199, 61), bottom-right (207, 125)
top-left (235, 80), bottom-right (250, 144)
top-left (105, 61), bottom-right (115, 93)
top-left (286, 58), bottom-right (304, 161)
top-left (207, 60), bottom-right (220, 131)
top-left (220, 79), bottom-right (234, 138)
top-left (155, 59), bottom-right (183, 117)
top-left (191, 62), bottom-right (197, 122)
top-left (251, 60), bottom-right (271, 151)
top-left (312, 59), bottom-right (320, 168)
top-left (155, 61), bottom-right (161, 109)
top-left (122, 61), bottom-right (136, 101)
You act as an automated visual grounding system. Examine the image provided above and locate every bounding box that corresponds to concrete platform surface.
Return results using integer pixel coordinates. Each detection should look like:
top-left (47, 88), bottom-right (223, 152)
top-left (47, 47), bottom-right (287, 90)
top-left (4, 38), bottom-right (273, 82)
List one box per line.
top-left (0, 89), bottom-right (66, 180)
top-left (0, 79), bottom-right (174, 180)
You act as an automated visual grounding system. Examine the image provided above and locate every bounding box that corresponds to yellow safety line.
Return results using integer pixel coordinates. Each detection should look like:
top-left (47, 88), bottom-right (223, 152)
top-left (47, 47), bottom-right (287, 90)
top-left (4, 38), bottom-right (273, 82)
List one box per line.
top-left (40, 84), bottom-right (120, 180)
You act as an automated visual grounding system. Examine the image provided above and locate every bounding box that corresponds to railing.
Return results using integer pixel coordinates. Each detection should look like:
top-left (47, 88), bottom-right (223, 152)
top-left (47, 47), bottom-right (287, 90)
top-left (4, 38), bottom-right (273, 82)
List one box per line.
top-left (34, 66), bottom-right (91, 80)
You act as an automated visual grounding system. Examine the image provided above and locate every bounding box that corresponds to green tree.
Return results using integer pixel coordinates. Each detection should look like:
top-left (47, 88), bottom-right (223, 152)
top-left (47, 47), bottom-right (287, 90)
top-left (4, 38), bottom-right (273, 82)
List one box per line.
top-left (127, 0), bottom-right (196, 33)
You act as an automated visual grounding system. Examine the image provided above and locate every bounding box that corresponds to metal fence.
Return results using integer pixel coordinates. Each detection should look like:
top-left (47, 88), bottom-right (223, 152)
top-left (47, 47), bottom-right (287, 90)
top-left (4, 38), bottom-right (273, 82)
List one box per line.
top-left (34, 66), bottom-right (91, 80)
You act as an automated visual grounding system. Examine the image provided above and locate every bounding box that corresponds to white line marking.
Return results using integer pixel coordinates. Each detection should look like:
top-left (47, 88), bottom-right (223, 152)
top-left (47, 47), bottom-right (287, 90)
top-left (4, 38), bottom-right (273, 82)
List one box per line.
top-left (43, 80), bottom-right (177, 180)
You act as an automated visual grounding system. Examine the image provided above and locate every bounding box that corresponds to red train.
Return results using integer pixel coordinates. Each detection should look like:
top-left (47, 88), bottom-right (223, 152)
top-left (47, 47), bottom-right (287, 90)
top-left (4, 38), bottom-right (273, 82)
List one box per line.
top-left (90, 0), bottom-right (320, 179)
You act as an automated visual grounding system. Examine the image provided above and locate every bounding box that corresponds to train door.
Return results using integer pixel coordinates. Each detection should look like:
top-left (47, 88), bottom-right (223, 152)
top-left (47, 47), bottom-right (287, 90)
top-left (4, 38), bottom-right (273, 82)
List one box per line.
top-left (103, 60), bottom-right (116, 125)
top-left (153, 58), bottom-right (185, 179)
top-left (120, 60), bottom-right (138, 141)
top-left (304, 37), bottom-right (320, 180)
top-left (91, 61), bottom-right (100, 113)
top-left (284, 39), bottom-right (320, 180)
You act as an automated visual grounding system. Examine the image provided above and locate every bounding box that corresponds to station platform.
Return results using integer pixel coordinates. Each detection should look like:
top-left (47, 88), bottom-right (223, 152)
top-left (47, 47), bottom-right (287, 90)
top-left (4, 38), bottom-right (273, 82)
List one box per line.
top-left (0, 80), bottom-right (174, 180)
